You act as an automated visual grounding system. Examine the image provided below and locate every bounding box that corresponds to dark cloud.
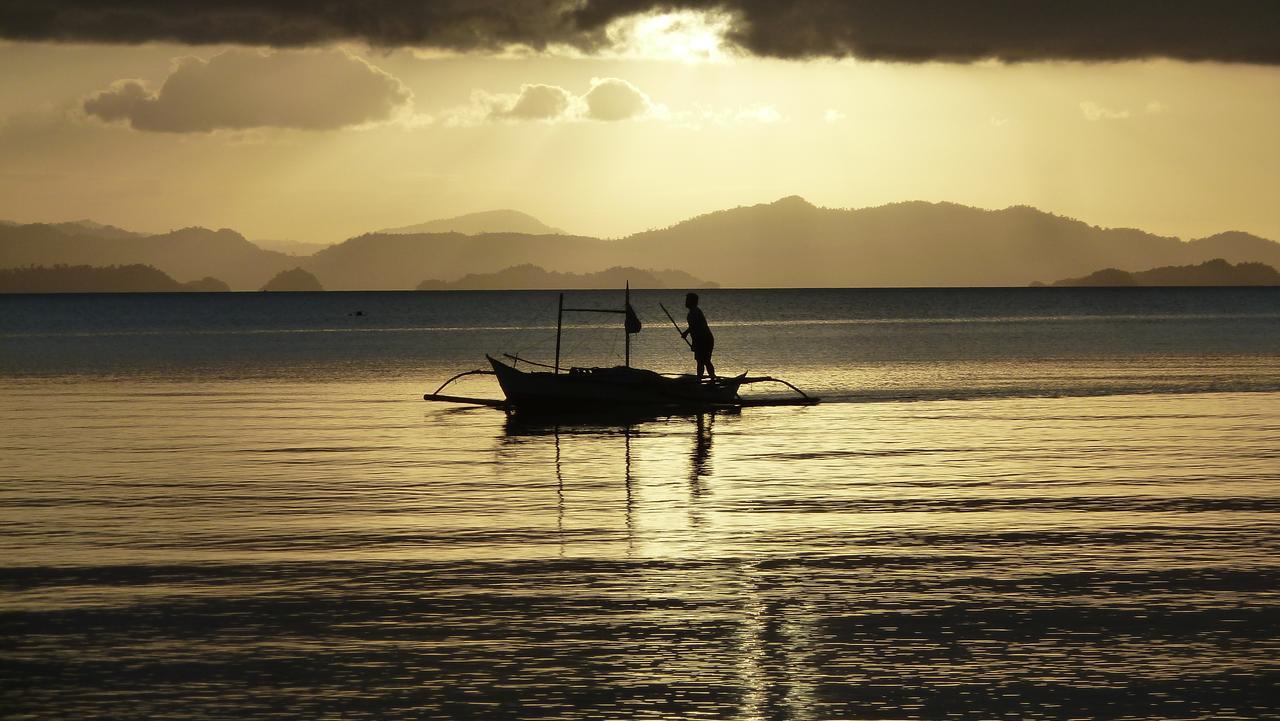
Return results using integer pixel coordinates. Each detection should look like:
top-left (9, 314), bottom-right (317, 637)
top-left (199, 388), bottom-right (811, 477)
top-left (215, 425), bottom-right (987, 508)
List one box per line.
top-left (0, 0), bottom-right (592, 50)
top-left (3, 0), bottom-right (1278, 65)
top-left (83, 49), bottom-right (411, 132)
top-left (577, 0), bottom-right (1280, 64)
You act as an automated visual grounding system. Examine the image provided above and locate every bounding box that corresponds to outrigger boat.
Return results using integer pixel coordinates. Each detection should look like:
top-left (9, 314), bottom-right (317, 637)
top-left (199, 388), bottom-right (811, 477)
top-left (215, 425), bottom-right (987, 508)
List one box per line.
top-left (424, 285), bottom-right (817, 413)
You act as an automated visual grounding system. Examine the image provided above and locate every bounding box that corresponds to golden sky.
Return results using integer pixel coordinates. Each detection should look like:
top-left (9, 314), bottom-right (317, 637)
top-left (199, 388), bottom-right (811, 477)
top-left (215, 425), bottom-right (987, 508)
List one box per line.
top-left (0, 4), bottom-right (1277, 244)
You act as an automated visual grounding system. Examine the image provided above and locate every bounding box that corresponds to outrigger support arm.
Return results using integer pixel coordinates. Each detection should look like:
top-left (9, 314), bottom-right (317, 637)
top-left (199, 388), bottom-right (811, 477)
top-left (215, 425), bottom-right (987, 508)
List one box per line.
top-left (431, 368), bottom-right (495, 396)
top-left (740, 376), bottom-right (814, 401)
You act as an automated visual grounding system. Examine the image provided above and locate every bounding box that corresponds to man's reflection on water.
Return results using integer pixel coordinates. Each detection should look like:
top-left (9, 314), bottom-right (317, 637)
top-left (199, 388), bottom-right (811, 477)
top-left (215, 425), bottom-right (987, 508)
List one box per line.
top-left (690, 412), bottom-right (713, 491)
top-left (688, 412), bottom-right (714, 527)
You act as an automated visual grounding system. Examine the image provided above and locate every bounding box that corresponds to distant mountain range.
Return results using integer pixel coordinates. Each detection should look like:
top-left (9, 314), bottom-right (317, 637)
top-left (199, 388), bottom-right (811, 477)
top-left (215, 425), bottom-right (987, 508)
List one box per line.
top-left (0, 264), bottom-right (229, 293)
top-left (1049, 258), bottom-right (1280, 286)
top-left (609, 197), bottom-right (1280, 288)
top-left (0, 222), bottom-right (293, 289)
top-left (251, 238), bottom-right (333, 256)
top-left (416, 264), bottom-right (715, 290)
top-left (4, 198), bottom-right (1280, 290)
top-left (380, 209), bottom-right (565, 236)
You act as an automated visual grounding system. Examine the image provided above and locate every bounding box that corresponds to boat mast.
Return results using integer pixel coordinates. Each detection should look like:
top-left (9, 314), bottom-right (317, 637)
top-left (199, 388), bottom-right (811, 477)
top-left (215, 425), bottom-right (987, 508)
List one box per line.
top-left (555, 292), bottom-right (563, 374)
top-left (557, 286), bottom-right (632, 371)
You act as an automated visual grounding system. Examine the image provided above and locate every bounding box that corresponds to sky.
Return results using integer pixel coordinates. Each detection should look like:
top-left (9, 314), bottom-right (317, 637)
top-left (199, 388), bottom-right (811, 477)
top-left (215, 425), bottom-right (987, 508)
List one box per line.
top-left (0, 1), bottom-right (1277, 244)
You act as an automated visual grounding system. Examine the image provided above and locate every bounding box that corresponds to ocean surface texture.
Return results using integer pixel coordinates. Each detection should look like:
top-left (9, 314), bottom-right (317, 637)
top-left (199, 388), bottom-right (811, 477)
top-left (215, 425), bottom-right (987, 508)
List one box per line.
top-left (2, 288), bottom-right (1278, 720)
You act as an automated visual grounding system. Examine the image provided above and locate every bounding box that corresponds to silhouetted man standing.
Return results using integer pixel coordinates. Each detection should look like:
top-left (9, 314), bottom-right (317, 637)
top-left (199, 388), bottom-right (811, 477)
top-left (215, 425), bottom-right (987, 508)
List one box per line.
top-left (681, 292), bottom-right (716, 380)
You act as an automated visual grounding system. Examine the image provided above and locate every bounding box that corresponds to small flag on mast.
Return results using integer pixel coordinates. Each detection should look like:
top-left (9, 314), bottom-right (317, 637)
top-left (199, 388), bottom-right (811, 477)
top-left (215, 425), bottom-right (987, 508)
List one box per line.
top-left (625, 303), bottom-right (642, 334)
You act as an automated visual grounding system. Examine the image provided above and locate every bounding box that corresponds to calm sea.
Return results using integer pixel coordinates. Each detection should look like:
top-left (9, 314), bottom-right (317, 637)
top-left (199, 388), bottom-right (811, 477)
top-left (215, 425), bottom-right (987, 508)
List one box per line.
top-left (2, 288), bottom-right (1279, 720)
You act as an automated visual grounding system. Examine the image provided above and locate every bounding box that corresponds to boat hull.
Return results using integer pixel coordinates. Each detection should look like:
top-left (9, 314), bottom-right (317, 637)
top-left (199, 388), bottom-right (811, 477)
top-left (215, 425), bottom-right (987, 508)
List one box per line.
top-left (487, 356), bottom-right (742, 411)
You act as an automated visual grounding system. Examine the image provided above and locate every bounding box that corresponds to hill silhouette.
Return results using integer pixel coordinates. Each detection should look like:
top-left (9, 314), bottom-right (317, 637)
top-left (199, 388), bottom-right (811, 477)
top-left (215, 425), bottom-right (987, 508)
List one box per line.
top-left (1052, 258), bottom-right (1280, 286)
top-left (0, 222), bottom-right (294, 290)
top-left (5, 199), bottom-right (1280, 289)
top-left (0, 264), bottom-right (229, 293)
top-left (380, 209), bottom-right (564, 236)
top-left (251, 238), bottom-right (332, 256)
top-left (305, 198), bottom-right (1280, 288)
top-left (0, 219), bottom-right (146, 240)
top-left (415, 264), bottom-right (715, 290)
top-left (48, 220), bottom-right (144, 240)
top-left (261, 267), bottom-right (324, 291)
top-left (303, 231), bottom-right (616, 290)
top-left (608, 198), bottom-right (1280, 287)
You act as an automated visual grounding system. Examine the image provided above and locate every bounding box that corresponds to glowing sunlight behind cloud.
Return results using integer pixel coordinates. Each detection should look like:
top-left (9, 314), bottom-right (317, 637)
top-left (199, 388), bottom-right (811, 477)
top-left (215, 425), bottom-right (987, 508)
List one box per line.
top-left (601, 10), bottom-right (736, 64)
top-left (409, 9), bottom-right (736, 64)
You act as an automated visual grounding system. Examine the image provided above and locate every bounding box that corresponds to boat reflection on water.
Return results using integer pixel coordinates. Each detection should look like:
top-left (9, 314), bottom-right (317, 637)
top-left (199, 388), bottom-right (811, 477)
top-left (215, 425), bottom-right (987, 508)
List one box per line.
top-left (501, 406), bottom-right (737, 438)
top-left (501, 409), bottom-right (729, 551)
top-left (495, 407), bottom-right (816, 715)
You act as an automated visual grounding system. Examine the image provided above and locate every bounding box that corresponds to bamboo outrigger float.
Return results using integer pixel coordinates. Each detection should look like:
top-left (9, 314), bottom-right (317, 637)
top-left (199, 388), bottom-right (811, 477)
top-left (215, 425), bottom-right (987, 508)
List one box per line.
top-left (424, 285), bottom-right (818, 413)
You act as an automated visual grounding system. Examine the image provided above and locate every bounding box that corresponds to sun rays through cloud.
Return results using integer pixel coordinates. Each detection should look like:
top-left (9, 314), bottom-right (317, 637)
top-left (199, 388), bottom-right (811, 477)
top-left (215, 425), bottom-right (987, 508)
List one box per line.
top-left (410, 9), bottom-right (736, 64)
top-left (601, 10), bottom-right (736, 64)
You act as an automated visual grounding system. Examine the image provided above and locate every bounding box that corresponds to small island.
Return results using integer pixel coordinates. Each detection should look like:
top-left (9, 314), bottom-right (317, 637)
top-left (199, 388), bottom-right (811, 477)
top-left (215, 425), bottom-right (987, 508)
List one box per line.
top-left (1046, 258), bottom-right (1280, 287)
top-left (0, 264), bottom-right (229, 293)
top-left (416, 264), bottom-right (716, 291)
top-left (260, 267), bottom-right (325, 292)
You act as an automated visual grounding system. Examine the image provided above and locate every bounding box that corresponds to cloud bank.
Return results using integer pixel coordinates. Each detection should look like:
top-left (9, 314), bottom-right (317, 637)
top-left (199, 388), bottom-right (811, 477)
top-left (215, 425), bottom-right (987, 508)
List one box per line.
top-left (459, 77), bottom-right (779, 127)
top-left (467, 77), bottom-right (655, 124)
top-left (582, 78), bottom-right (651, 121)
top-left (4, 0), bottom-right (1278, 65)
top-left (1079, 101), bottom-right (1131, 122)
top-left (498, 84), bottom-right (574, 120)
top-left (83, 49), bottom-right (411, 132)
top-left (1079, 99), bottom-right (1171, 122)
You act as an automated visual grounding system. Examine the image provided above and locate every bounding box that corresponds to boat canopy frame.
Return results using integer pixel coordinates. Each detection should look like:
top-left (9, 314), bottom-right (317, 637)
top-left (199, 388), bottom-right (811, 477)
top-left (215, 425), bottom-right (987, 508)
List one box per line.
top-left (554, 282), bottom-right (637, 372)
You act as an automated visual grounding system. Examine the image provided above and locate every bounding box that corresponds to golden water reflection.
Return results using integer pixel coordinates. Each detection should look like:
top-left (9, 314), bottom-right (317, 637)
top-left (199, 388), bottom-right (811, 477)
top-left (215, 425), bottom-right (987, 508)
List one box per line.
top-left (2, 378), bottom-right (1278, 719)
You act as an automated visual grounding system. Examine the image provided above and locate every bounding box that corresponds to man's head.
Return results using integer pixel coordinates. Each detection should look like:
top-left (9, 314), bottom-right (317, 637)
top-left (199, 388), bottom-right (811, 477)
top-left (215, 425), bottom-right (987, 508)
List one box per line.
top-left (685, 292), bottom-right (699, 309)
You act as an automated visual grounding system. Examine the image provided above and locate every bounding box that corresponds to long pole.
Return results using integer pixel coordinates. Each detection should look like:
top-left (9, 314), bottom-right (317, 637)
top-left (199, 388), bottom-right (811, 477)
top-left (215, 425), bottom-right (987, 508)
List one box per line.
top-left (624, 282), bottom-right (630, 368)
top-left (660, 302), bottom-right (693, 349)
top-left (555, 292), bottom-right (563, 374)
